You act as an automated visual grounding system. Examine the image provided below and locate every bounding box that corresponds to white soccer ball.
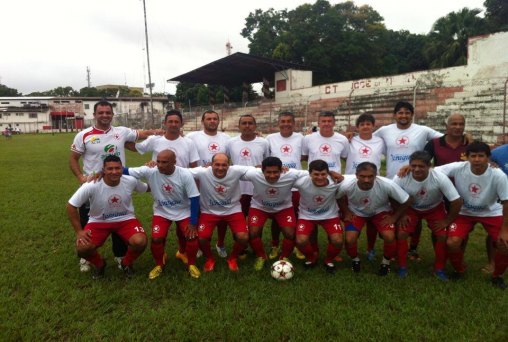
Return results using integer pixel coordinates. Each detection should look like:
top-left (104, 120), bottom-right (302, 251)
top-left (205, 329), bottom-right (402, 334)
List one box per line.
top-left (271, 260), bottom-right (295, 281)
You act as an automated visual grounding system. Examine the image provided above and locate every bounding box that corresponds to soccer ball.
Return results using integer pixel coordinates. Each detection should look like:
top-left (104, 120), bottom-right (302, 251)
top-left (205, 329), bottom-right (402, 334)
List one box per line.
top-left (270, 260), bottom-right (295, 281)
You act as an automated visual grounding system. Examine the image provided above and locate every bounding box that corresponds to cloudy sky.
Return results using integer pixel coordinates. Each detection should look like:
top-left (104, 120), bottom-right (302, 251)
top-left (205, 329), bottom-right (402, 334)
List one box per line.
top-left (0, 0), bottom-right (487, 95)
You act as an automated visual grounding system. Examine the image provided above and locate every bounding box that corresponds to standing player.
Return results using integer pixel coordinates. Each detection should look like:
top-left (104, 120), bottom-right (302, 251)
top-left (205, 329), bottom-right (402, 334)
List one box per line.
top-left (243, 157), bottom-right (308, 270)
top-left (69, 99), bottom-right (160, 272)
top-left (374, 101), bottom-right (443, 260)
top-left (393, 151), bottom-right (462, 280)
top-left (435, 141), bottom-right (508, 289)
top-left (491, 143), bottom-right (508, 176)
top-left (337, 162), bottom-right (412, 276)
top-left (227, 114), bottom-right (269, 217)
top-left (187, 110), bottom-right (230, 258)
top-left (67, 155), bottom-right (148, 279)
top-left (123, 150), bottom-right (201, 279)
top-left (424, 113), bottom-right (468, 166)
top-left (266, 111), bottom-right (305, 260)
top-left (188, 153), bottom-right (251, 272)
top-left (293, 160), bottom-right (344, 273)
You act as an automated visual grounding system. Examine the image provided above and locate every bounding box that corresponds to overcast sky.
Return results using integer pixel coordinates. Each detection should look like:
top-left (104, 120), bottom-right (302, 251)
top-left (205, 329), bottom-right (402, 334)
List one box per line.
top-left (0, 0), bottom-right (487, 95)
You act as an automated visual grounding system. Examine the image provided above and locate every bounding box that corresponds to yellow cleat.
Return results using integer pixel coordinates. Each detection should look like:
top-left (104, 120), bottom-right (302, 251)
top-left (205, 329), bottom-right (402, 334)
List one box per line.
top-left (254, 257), bottom-right (266, 271)
top-left (188, 265), bottom-right (201, 279)
top-left (148, 265), bottom-right (163, 280)
top-left (175, 251), bottom-right (188, 265)
top-left (293, 247), bottom-right (305, 260)
top-left (269, 246), bottom-right (279, 260)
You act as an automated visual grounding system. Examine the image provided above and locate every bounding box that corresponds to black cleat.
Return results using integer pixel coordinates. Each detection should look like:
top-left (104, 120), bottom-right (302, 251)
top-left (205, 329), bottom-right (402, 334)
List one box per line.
top-left (378, 264), bottom-right (391, 276)
top-left (121, 264), bottom-right (135, 278)
top-left (351, 260), bottom-right (361, 273)
top-left (91, 261), bottom-right (106, 280)
top-left (324, 262), bottom-right (336, 274)
top-left (491, 277), bottom-right (507, 290)
top-left (304, 260), bottom-right (317, 269)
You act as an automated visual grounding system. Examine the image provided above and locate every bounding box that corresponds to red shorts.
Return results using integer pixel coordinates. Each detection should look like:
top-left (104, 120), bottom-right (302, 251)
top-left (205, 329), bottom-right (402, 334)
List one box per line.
top-left (248, 207), bottom-right (296, 229)
top-left (84, 218), bottom-right (145, 247)
top-left (198, 212), bottom-right (248, 239)
top-left (296, 217), bottom-right (343, 236)
top-left (448, 215), bottom-right (502, 240)
top-left (344, 211), bottom-right (395, 233)
top-left (402, 203), bottom-right (448, 236)
top-left (152, 215), bottom-right (191, 239)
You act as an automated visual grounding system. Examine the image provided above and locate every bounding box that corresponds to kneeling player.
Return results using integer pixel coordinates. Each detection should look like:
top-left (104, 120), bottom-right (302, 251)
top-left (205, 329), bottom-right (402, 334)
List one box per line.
top-left (394, 151), bottom-right (462, 280)
top-left (436, 141), bottom-right (508, 289)
top-left (337, 162), bottom-right (412, 276)
top-left (293, 160), bottom-right (343, 273)
top-left (67, 155), bottom-right (148, 279)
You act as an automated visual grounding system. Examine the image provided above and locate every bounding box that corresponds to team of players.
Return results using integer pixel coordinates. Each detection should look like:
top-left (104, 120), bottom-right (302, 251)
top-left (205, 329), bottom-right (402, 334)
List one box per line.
top-left (67, 100), bottom-right (508, 289)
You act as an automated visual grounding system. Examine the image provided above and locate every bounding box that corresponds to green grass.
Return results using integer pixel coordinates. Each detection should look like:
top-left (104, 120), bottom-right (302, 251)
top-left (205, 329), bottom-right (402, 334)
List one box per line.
top-left (0, 133), bottom-right (507, 341)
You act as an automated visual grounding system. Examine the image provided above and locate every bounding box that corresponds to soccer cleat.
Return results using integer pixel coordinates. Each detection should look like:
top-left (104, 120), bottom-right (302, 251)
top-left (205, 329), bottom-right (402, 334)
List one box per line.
top-left (304, 260), bottom-right (317, 269)
top-left (188, 265), bottom-right (201, 279)
top-left (434, 269), bottom-right (449, 282)
top-left (238, 249), bottom-right (248, 260)
top-left (481, 264), bottom-right (494, 275)
top-left (216, 244), bottom-right (227, 258)
top-left (408, 249), bottom-right (421, 261)
top-left (196, 249), bottom-right (203, 258)
top-left (491, 276), bottom-right (507, 290)
top-left (351, 260), bottom-right (361, 273)
top-left (366, 249), bottom-right (376, 261)
top-left (398, 267), bottom-right (408, 278)
top-left (114, 257), bottom-right (124, 270)
top-left (203, 258), bottom-right (216, 272)
top-left (254, 257), bottom-right (266, 271)
top-left (91, 261), bottom-right (106, 280)
top-left (293, 247), bottom-right (305, 260)
top-left (324, 262), bottom-right (336, 274)
top-left (334, 255), bottom-right (343, 262)
top-left (121, 264), bottom-right (135, 278)
top-left (268, 246), bottom-right (280, 260)
top-left (80, 258), bottom-right (91, 272)
top-left (175, 251), bottom-right (188, 265)
top-left (227, 258), bottom-right (239, 272)
top-left (378, 264), bottom-right (391, 276)
top-left (148, 265), bottom-right (163, 280)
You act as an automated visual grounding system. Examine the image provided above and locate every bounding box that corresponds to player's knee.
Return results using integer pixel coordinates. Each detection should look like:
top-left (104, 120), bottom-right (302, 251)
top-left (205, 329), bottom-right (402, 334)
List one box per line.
top-left (76, 244), bottom-right (95, 258)
top-left (447, 237), bottom-right (462, 251)
top-left (282, 230), bottom-right (295, 240)
top-left (249, 227), bottom-right (261, 239)
top-left (381, 232), bottom-right (395, 243)
top-left (330, 235), bottom-right (343, 248)
top-left (296, 235), bottom-right (308, 247)
top-left (235, 233), bottom-right (249, 244)
top-left (129, 233), bottom-right (147, 251)
top-left (397, 231), bottom-right (409, 240)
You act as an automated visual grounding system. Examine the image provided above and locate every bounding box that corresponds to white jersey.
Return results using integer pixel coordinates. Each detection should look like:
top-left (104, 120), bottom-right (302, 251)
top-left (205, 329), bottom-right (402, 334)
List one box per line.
top-left (435, 162), bottom-right (508, 217)
top-left (135, 135), bottom-right (199, 167)
top-left (344, 135), bottom-right (386, 174)
top-left (189, 165), bottom-right (251, 216)
top-left (374, 123), bottom-right (442, 178)
top-left (227, 136), bottom-right (270, 195)
top-left (68, 176), bottom-right (148, 223)
top-left (126, 166), bottom-right (199, 221)
top-left (294, 176), bottom-right (341, 220)
top-left (243, 169), bottom-right (308, 213)
top-left (302, 132), bottom-right (349, 172)
top-left (186, 130), bottom-right (230, 166)
top-left (71, 126), bottom-right (138, 174)
top-left (393, 169), bottom-right (460, 211)
top-left (266, 132), bottom-right (304, 170)
top-left (337, 175), bottom-right (409, 217)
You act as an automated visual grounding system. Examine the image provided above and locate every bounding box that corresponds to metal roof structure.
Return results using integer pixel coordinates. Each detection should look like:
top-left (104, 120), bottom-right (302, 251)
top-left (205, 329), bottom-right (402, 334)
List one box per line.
top-left (167, 52), bottom-right (312, 86)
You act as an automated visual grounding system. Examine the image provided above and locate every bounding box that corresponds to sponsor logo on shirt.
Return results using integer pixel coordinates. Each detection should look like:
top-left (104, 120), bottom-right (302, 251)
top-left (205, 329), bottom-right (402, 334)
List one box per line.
top-left (390, 154), bottom-right (410, 162)
top-left (102, 211), bottom-right (128, 220)
top-left (261, 200), bottom-right (284, 208)
top-left (283, 162), bottom-right (297, 169)
top-left (90, 136), bottom-right (101, 144)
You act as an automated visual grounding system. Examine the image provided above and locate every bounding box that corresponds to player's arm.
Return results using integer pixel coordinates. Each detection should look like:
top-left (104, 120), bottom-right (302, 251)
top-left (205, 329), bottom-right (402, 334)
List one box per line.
top-left (337, 195), bottom-right (353, 222)
top-left (137, 129), bottom-right (164, 140)
top-left (497, 201), bottom-right (508, 253)
top-left (186, 196), bottom-right (200, 240)
top-left (434, 197), bottom-right (463, 231)
top-left (189, 161), bottom-right (198, 168)
top-left (383, 196), bottom-right (413, 227)
top-left (124, 141), bottom-right (138, 152)
top-left (69, 151), bottom-right (87, 184)
top-left (66, 203), bottom-right (92, 245)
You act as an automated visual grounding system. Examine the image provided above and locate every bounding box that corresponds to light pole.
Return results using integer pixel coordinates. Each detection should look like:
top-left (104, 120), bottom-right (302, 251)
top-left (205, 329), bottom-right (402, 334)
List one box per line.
top-left (142, 0), bottom-right (154, 128)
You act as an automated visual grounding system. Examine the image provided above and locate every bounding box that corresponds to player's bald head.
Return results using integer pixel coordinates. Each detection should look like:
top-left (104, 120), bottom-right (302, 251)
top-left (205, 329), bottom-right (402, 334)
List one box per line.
top-left (157, 149), bottom-right (176, 160)
top-left (446, 113), bottom-right (465, 125)
top-left (212, 153), bottom-right (229, 164)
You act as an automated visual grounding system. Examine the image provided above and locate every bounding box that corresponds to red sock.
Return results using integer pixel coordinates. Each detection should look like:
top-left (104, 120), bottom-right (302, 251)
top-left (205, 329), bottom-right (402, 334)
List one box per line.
top-left (199, 239), bottom-right (213, 259)
top-left (383, 240), bottom-right (397, 260)
top-left (311, 240), bottom-right (319, 255)
top-left (176, 228), bottom-right (186, 253)
top-left (346, 241), bottom-right (358, 258)
top-left (397, 239), bottom-right (408, 268)
top-left (324, 243), bottom-right (341, 264)
top-left (230, 241), bottom-right (247, 259)
top-left (280, 238), bottom-right (295, 259)
top-left (448, 249), bottom-right (465, 272)
top-left (434, 240), bottom-right (447, 271)
top-left (86, 251), bottom-right (104, 268)
top-left (299, 242), bottom-right (316, 262)
top-left (493, 252), bottom-right (508, 277)
top-left (217, 222), bottom-right (227, 247)
top-left (250, 237), bottom-right (267, 259)
top-left (150, 240), bottom-right (165, 266)
top-left (186, 239), bottom-right (199, 266)
top-left (366, 223), bottom-right (377, 251)
top-left (122, 247), bottom-right (142, 267)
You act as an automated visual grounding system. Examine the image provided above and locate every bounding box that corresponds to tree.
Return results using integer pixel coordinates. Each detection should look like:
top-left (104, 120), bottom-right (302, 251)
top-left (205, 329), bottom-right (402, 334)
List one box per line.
top-left (28, 86), bottom-right (78, 97)
top-left (484, 0), bottom-right (508, 32)
top-left (0, 84), bottom-right (21, 96)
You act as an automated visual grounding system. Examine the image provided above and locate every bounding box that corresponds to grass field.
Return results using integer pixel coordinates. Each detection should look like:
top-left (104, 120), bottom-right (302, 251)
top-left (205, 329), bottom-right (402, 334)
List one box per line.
top-left (0, 133), bottom-right (507, 341)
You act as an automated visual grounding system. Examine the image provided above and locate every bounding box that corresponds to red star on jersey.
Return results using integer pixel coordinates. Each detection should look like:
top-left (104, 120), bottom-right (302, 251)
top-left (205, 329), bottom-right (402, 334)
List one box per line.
top-left (470, 184), bottom-right (480, 194)
top-left (267, 188), bottom-right (278, 196)
top-left (111, 196), bottom-right (119, 203)
top-left (281, 144), bottom-right (292, 154)
top-left (163, 184), bottom-right (173, 192)
top-left (418, 188), bottom-right (427, 196)
top-left (314, 195), bottom-right (324, 203)
top-left (241, 148), bottom-right (250, 157)
top-left (114, 133), bottom-right (120, 140)
top-left (362, 198), bottom-right (370, 205)
top-left (320, 144), bottom-right (330, 153)
top-left (360, 147), bottom-right (371, 155)
top-left (209, 143), bottom-right (218, 151)
top-left (396, 136), bottom-right (409, 146)
top-left (216, 185), bottom-right (226, 193)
